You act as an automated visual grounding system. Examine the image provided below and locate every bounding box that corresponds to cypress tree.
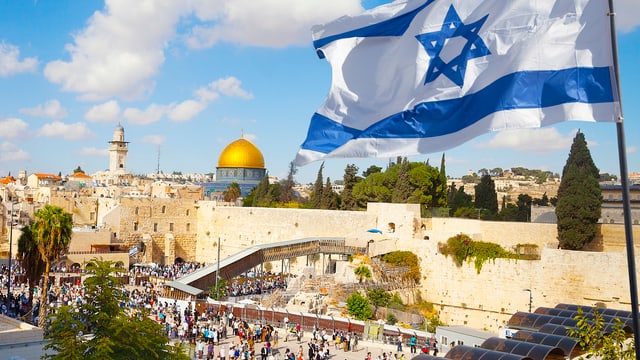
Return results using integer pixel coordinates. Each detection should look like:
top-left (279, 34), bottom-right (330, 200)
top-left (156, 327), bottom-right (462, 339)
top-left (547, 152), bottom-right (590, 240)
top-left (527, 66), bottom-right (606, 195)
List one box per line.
top-left (556, 131), bottom-right (602, 250)
top-left (340, 164), bottom-right (360, 210)
top-left (474, 174), bottom-right (499, 215)
top-left (432, 153), bottom-right (448, 208)
top-left (321, 177), bottom-right (338, 209)
top-left (392, 158), bottom-right (412, 203)
top-left (311, 162), bottom-right (324, 208)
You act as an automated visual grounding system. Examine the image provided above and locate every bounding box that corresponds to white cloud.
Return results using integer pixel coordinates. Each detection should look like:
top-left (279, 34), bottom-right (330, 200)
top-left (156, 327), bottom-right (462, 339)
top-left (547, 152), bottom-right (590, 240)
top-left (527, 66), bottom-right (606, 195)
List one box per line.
top-left (0, 118), bottom-right (30, 139)
top-left (85, 100), bottom-right (122, 123)
top-left (187, 0), bottom-right (363, 48)
top-left (40, 0), bottom-right (360, 101)
top-left (207, 76), bottom-right (253, 99)
top-left (167, 99), bottom-right (207, 122)
top-left (19, 99), bottom-right (68, 119)
top-left (79, 147), bottom-right (109, 156)
top-left (0, 42), bottom-right (38, 77)
top-left (124, 76), bottom-right (251, 125)
top-left (0, 142), bottom-right (30, 162)
top-left (479, 128), bottom-right (575, 152)
top-left (140, 135), bottom-right (166, 145)
top-left (38, 121), bottom-right (94, 140)
top-left (194, 76), bottom-right (253, 107)
top-left (44, 0), bottom-right (190, 101)
top-left (617, 0), bottom-right (640, 33)
top-left (195, 77), bottom-right (253, 103)
top-left (123, 104), bottom-right (167, 125)
top-left (628, 146), bottom-right (637, 154)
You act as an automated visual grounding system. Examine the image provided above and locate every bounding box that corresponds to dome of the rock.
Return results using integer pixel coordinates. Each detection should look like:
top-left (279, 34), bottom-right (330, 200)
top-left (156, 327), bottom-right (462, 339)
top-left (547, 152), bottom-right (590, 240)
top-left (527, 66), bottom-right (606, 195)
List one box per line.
top-left (217, 138), bottom-right (265, 169)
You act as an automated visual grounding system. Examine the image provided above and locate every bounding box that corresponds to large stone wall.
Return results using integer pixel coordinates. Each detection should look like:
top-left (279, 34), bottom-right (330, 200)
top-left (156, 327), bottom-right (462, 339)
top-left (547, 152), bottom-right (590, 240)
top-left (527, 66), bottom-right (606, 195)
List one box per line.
top-left (191, 202), bottom-right (640, 333)
top-left (194, 202), bottom-right (422, 262)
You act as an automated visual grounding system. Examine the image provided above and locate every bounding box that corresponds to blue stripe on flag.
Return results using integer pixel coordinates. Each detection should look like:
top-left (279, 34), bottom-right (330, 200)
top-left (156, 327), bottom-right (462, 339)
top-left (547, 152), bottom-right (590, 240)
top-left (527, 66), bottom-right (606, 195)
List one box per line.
top-left (313, 0), bottom-right (434, 57)
top-left (300, 66), bottom-right (614, 154)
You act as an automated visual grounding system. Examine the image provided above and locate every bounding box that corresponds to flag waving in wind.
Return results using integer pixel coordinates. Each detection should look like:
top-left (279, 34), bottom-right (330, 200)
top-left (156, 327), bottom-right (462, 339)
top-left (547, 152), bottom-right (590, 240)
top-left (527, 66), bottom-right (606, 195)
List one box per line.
top-left (295, 0), bottom-right (620, 166)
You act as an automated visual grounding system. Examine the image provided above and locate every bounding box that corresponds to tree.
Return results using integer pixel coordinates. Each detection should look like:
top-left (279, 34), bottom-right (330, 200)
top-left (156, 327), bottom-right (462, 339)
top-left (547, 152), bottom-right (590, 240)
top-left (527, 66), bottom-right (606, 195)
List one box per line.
top-left (320, 177), bottom-right (338, 209)
top-left (391, 158), bottom-right (412, 203)
top-left (340, 164), bottom-right (360, 210)
top-left (556, 131), bottom-right (602, 250)
top-left (533, 193), bottom-right (550, 206)
top-left (516, 194), bottom-right (532, 222)
top-left (354, 265), bottom-right (372, 283)
top-left (352, 172), bottom-right (392, 207)
top-left (567, 307), bottom-right (634, 359)
top-left (474, 175), bottom-right (498, 215)
top-left (279, 161), bottom-right (298, 203)
top-left (223, 182), bottom-right (242, 202)
top-left (432, 154), bottom-right (448, 208)
top-left (346, 292), bottom-right (373, 320)
top-left (310, 162), bottom-right (325, 208)
top-left (43, 259), bottom-right (188, 359)
top-left (362, 165), bottom-right (382, 178)
top-left (450, 185), bottom-right (473, 215)
top-left (599, 172), bottom-right (618, 182)
top-left (367, 288), bottom-right (391, 319)
top-left (209, 278), bottom-right (228, 300)
top-left (16, 223), bottom-right (46, 315)
top-left (249, 173), bottom-right (274, 207)
top-left (32, 205), bottom-right (73, 327)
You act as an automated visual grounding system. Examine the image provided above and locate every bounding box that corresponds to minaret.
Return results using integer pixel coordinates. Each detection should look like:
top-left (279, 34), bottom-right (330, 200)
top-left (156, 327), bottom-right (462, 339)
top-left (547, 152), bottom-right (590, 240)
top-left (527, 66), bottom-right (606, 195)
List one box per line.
top-left (108, 123), bottom-right (129, 175)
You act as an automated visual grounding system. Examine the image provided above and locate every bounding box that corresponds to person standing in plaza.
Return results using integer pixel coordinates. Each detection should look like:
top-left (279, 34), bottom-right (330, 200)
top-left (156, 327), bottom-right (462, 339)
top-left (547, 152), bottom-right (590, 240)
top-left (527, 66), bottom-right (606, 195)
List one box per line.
top-left (409, 335), bottom-right (416, 354)
top-left (395, 336), bottom-right (402, 352)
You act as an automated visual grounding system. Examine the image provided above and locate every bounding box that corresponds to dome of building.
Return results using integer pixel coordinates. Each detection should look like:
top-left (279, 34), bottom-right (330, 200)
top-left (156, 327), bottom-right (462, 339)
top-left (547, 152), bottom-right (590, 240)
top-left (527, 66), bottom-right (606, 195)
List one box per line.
top-left (217, 138), bottom-right (265, 169)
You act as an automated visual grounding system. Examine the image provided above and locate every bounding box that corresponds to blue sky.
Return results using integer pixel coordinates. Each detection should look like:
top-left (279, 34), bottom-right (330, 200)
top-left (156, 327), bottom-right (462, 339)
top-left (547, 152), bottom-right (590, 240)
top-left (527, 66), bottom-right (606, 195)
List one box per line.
top-left (0, 0), bottom-right (638, 185)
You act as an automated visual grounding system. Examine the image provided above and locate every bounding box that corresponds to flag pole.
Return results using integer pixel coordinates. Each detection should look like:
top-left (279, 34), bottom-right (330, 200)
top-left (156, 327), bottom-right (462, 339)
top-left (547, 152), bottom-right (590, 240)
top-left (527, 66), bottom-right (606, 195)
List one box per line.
top-left (607, 0), bottom-right (640, 357)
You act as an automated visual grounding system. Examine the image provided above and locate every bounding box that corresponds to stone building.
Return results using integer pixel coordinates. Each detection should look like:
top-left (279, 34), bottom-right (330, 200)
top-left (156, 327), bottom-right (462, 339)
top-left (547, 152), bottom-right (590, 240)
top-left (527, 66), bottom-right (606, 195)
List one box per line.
top-left (601, 183), bottom-right (640, 224)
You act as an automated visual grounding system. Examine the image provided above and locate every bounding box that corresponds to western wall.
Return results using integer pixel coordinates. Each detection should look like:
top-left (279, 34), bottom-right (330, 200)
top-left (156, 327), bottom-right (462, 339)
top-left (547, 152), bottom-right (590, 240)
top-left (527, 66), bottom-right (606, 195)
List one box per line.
top-left (192, 202), bottom-right (640, 332)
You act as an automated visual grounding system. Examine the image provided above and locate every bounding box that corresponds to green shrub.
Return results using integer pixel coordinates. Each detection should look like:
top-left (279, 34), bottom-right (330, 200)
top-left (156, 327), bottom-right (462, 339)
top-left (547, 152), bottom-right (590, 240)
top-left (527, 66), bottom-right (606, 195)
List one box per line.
top-left (439, 233), bottom-right (519, 273)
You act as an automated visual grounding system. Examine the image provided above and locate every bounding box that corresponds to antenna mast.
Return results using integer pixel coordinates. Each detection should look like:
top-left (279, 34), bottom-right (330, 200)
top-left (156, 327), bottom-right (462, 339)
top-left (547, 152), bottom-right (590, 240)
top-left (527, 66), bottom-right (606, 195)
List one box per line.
top-left (156, 145), bottom-right (161, 174)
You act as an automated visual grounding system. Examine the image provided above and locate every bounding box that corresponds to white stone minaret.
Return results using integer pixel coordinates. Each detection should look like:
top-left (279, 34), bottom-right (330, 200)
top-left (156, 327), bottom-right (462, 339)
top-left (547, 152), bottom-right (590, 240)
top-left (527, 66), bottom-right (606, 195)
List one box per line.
top-left (108, 123), bottom-right (129, 175)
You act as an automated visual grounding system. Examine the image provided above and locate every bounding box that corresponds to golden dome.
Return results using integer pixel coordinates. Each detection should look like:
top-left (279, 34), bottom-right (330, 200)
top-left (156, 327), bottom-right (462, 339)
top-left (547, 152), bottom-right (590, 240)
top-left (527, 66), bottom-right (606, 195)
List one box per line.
top-left (217, 138), bottom-right (265, 169)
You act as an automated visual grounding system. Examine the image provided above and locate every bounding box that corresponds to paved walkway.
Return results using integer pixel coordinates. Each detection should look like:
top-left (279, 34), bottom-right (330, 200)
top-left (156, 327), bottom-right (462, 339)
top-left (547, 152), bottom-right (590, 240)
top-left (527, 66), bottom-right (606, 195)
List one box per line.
top-left (183, 326), bottom-right (431, 360)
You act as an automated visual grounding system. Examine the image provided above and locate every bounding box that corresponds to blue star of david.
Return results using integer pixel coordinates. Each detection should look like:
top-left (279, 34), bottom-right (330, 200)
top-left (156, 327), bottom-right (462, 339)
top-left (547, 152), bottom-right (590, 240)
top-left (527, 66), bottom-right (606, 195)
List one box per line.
top-left (415, 5), bottom-right (491, 87)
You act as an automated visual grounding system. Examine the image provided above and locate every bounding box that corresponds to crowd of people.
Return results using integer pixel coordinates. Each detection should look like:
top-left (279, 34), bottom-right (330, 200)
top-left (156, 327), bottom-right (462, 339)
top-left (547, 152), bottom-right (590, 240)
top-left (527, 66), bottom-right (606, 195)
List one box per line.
top-left (2, 261), bottom-right (433, 359)
top-left (226, 272), bottom-right (290, 297)
top-left (128, 261), bottom-right (207, 280)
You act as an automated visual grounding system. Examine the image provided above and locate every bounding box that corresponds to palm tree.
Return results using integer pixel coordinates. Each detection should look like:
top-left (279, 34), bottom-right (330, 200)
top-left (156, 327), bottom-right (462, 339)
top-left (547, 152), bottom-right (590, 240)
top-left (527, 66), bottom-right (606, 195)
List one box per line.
top-left (16, 223), bottom-right (46, 319)
top-left (354, 265), bottom-right (372, 283)
top-left (32, 205), bottom-right (73, 327)
top-left (223, 182), bottom-right (242, 202)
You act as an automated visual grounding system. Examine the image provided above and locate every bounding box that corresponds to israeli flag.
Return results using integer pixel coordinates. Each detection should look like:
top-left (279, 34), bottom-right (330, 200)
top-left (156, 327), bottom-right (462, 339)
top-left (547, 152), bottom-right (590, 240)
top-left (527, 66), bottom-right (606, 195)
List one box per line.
top-left (129, 246), bottom-right (138, 256)
top-left (295, 0), bottom-right (619, 166)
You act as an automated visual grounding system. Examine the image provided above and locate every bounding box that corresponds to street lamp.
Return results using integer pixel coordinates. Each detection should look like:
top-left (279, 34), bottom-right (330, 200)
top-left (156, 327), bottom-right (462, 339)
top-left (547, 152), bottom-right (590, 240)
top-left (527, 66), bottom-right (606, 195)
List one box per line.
top-left (523, 288), bottom-right (532, 312)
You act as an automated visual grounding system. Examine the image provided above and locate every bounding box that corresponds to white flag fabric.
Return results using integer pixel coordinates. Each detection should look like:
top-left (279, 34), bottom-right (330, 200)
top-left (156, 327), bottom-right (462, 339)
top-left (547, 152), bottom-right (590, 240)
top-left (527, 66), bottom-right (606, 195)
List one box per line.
top-left (295, 0), bottom-right (620, 166)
